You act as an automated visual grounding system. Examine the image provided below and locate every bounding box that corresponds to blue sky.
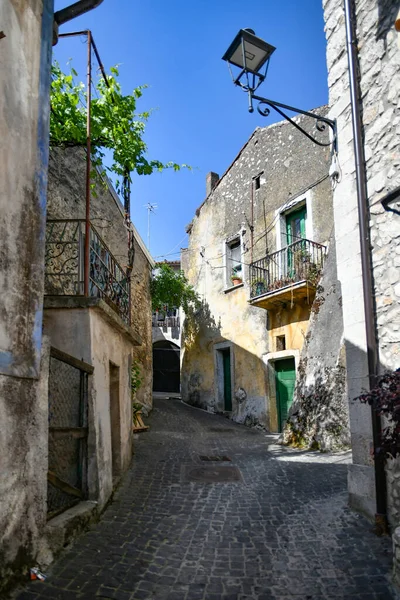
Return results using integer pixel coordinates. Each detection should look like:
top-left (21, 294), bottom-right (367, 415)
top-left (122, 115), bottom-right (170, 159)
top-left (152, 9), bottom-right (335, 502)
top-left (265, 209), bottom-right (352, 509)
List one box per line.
top-left (53, 0), bottom-right (329, 260)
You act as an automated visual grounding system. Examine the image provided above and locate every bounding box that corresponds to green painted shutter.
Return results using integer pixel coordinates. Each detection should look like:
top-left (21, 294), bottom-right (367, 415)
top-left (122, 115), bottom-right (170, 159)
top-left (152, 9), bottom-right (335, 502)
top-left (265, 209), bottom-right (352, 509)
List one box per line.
top-left (275, 358), bottom-right (296, 431)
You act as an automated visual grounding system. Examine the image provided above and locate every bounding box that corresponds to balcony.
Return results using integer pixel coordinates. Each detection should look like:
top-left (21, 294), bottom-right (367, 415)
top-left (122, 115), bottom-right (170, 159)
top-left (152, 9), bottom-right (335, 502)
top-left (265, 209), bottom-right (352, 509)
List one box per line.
top-left (249, 239), bottom-right (326, 310)
top-left (152, 315), bottom-right (180, 329)
top-left (45, 219), bottom-right (131, 324)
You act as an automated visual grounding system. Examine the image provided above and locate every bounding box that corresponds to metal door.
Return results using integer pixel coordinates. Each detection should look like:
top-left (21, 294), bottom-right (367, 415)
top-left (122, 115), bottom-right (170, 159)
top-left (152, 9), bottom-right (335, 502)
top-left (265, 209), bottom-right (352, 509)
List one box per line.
top-left (47, 347), bottom-right (93, 519)
top-left (275, 358), bottom-right (296, 431)
top-left (153, 344), bottom-right (180, 393)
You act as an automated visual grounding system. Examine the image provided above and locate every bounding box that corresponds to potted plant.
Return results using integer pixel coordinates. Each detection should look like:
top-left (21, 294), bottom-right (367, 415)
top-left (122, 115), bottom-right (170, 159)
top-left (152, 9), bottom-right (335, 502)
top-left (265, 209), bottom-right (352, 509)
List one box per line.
top-left (231, 273), bottom-right (243, 286)
top-left (252, 279), bottom-right (266, 296)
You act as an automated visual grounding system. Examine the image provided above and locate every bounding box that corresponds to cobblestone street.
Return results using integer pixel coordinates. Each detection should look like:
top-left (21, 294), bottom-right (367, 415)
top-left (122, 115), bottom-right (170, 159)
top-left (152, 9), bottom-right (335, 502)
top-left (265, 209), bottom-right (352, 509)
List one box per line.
top-left (15, 399), bottom-right (397, 600)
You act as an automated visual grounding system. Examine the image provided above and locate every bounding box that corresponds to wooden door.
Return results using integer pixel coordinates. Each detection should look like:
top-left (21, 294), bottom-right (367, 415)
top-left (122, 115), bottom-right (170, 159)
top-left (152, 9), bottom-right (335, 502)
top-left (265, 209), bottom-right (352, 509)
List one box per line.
top-left (275, 358), bottom-right (296, 431)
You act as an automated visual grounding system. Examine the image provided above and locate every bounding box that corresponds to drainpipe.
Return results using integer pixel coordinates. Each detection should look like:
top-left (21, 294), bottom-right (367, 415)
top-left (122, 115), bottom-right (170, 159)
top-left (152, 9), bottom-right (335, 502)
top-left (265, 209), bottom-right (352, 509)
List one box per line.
top-left (53, 0), bottom-right (104, 44)
top-left (344, 0), bottom-right (388, 534)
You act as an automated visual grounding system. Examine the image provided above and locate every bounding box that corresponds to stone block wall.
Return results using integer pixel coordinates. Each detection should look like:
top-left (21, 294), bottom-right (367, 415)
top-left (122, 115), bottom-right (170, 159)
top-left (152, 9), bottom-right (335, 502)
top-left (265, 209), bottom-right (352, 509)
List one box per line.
top-left (323, 0), bottom-right (400, 519)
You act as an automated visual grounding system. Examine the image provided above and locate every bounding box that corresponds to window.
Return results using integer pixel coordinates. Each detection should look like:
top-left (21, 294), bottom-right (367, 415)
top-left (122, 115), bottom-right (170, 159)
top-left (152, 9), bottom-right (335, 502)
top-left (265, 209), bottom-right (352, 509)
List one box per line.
top-left (226, 237), bottom-right (242, 286)
top-left (276, 335), bottom-right (286, 351)
top-left (255, 175), bottom-right (261, 190)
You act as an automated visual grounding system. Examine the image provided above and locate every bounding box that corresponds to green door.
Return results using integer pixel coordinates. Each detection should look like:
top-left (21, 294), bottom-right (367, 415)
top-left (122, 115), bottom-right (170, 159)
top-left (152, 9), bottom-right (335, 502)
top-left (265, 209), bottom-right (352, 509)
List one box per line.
top-left (286, 207), bottom-right (306, 276)
top-left (222, 349), bottom-right (232, 411)
top-left (275, 358), bottom-right (296, 431)
top-left (286, 206), bottom-right (306, 245)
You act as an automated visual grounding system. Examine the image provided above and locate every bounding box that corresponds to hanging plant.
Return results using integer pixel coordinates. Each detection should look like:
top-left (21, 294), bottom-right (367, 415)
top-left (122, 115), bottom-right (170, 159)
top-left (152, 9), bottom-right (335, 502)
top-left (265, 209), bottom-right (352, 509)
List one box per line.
top-left (356, 369), bottom-right (400, 459)
top-left (50, 61), bottom-right (189, 190)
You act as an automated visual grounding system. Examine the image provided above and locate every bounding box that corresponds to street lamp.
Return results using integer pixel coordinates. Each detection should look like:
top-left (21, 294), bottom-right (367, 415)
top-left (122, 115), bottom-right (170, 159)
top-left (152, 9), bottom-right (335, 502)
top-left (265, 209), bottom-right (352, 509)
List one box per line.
top-left (222, 28), bottom-right (337, 151)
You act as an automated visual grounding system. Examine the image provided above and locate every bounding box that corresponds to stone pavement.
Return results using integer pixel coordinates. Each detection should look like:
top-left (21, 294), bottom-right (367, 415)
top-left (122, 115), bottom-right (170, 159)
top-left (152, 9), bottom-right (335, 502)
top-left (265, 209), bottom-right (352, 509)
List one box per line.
top-left (14, 399), bottom-right (397, 600)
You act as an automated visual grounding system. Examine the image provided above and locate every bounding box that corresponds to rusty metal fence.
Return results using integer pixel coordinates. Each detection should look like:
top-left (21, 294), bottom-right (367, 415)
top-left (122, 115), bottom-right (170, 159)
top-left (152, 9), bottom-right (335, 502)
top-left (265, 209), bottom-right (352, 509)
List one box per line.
top-left (47, 347), bottom-right (93, 519)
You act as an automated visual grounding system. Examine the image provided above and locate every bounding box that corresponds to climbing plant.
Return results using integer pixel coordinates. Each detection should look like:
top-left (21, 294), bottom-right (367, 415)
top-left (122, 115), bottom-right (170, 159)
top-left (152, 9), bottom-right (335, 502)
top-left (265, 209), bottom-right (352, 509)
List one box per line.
top-left (356, 369), bottom-right (400, 459)
top-left (150, 264), bottom-right (200, 313)
top-left (50, 61), bottom-right (188, 189)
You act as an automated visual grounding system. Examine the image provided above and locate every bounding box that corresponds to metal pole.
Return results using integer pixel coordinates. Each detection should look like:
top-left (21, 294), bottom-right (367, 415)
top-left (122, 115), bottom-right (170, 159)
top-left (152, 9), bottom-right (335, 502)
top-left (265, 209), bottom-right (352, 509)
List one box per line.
top-left (84, 30), bottom-right (92, 296)
top-left (344, 0), bottom-right (388, 533)
top-left (147, 205), bottom-right (151, 251)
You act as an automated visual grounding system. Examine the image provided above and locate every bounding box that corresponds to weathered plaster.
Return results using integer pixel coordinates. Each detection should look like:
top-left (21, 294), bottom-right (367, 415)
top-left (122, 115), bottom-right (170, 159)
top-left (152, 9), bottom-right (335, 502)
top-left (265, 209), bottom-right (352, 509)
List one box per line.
top-left (182, 112), bottom-right (334, 430)
top-left (0, 0), bottom-right (53, 378)
top-left (43, 301), bottom-right (134, 510)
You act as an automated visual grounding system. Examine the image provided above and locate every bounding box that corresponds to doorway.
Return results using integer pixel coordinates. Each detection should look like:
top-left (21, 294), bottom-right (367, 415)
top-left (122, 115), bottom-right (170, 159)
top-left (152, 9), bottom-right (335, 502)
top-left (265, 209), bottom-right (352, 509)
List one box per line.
top-left (109, 362), bottom-right (121, 479)
top-left (275, 357), bottom-right (296, 431)
top-left (152, 340), bottom-right (180, 393)
top-left (215, 345), bottom-right (233, 411)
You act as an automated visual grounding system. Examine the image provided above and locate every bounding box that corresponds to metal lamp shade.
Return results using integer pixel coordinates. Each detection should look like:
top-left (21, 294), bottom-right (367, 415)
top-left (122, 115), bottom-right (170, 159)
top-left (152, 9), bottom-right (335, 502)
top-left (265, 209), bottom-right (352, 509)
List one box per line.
top-left (222, 29), bottom-right (276, 75)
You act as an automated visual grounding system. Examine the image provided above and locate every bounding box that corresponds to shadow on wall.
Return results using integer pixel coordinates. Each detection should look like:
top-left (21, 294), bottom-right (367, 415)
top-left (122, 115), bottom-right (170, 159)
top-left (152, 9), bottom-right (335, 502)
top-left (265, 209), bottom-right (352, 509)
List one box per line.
top-left (182, 301), bottom-right (221, 409)
top-left (181, 301), bottom-right (271, 428)
top-left (376, 0), bottom-right (400, 41)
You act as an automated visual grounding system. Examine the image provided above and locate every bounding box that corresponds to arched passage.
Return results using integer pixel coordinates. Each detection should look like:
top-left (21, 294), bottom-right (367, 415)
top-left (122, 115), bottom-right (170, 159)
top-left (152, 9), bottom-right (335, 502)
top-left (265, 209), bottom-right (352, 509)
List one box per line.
top-left (152, 340), bottom-right (180, 393)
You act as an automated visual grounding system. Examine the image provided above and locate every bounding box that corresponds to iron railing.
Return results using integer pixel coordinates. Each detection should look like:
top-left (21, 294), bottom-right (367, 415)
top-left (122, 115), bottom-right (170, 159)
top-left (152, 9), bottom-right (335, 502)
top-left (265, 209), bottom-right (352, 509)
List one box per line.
top-left (250, 239), bottom-right (326, 299)
top-left (152, 316), bottom-right (180, 329)
top-left (45, 219), bottom-right (131, 324)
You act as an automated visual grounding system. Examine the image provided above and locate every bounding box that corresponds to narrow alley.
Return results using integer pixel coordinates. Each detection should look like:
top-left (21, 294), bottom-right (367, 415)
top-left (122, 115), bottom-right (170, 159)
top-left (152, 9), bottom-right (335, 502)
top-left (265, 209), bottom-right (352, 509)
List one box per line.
top-left (15, 399), bottom-right (395, 600)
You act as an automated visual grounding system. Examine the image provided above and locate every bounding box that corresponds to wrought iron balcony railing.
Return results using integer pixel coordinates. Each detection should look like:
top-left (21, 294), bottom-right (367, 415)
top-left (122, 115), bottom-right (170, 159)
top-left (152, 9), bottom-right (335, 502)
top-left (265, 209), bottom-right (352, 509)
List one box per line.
top-left (152, 315), bottom-right (180, 329)
top-left (45, 219), bottom-right (131, 324)
top-left (250, 239), bottom-right (326, 299)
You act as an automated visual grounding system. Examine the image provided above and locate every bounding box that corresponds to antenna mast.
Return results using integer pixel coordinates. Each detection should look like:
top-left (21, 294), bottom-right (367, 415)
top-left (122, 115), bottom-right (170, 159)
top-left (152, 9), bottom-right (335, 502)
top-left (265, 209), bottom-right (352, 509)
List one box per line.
top-left (144, 202), bottom-right (157, 252)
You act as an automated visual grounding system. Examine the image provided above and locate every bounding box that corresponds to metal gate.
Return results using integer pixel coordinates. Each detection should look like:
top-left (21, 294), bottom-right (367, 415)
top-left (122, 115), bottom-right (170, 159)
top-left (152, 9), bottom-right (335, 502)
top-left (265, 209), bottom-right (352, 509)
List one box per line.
top-left (153, 345), bottom-right (180, 393)
top-left (47, 347), bottom-right (93, 519)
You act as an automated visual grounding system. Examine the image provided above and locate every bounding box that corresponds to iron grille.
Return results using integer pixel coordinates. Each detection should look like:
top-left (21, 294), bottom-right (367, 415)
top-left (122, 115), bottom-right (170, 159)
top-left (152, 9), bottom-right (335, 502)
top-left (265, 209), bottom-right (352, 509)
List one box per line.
top-left (250, 238), bottom-right (326, 299)
top-left (47, 347), bottom-right (92, 519)
top-left (45, 219), bottom-right (130, 324)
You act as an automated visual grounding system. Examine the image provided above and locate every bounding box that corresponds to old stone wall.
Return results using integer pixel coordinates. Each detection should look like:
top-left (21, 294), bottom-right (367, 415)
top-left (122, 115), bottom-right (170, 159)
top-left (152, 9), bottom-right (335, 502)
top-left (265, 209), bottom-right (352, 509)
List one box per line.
top-left (130, 236), bottom-right (153, 410)
top-left (282, 234), bottom-right (350, 451)
top-left (47, 146), bottom-right (154, 411)
top-left (0, 1), bottom-right (53, 593)
top-left (323, 0), bottom-right (400, 519)
top-left (182, 114), bottom-right (334, 430)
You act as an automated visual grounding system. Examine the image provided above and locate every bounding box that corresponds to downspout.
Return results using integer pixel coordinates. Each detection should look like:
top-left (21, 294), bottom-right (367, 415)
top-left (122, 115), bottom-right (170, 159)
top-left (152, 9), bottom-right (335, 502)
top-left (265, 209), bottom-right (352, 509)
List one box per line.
top-left (343, 0), bottom-right (388, 534)
top-left (53, 0), bottom-right (104, 44)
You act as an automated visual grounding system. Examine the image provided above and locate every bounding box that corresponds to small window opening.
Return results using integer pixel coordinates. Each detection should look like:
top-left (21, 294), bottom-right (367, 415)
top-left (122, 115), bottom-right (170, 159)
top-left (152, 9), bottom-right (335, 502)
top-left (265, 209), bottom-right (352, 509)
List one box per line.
top-left (255, 176), bottom-right (261, 190)
top-left (276, 335), bottom-right (286, 351)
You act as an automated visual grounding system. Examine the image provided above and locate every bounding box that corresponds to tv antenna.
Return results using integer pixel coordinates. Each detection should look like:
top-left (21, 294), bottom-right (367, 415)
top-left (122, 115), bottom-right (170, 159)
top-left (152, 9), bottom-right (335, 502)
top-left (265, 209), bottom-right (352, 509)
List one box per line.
top-left (144, 203), bottom-right (157, 252)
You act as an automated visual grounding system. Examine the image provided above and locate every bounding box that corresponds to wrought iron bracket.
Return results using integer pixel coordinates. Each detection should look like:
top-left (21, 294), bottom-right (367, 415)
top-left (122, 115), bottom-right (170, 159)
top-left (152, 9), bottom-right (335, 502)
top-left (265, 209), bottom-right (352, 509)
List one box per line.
top-left (249, 91), bottom-right (337, 153)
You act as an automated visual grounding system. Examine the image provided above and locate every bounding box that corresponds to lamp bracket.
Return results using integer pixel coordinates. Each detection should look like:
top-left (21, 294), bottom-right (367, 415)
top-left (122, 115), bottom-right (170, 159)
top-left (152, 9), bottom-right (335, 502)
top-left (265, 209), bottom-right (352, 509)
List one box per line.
top-left (250, 92), bottom-right (337, 152)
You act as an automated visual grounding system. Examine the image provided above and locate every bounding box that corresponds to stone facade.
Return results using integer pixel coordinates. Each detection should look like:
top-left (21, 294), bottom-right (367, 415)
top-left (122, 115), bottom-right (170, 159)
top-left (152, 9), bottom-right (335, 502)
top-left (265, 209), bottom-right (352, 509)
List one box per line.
top-left (323, 0), bottom-right (400, 522)
top-left (47, 146), bottom-right (154, 412)
top-left (181, 113), bottom-right (346, 434)
top-left (0, 1), bottom-right (53, 593)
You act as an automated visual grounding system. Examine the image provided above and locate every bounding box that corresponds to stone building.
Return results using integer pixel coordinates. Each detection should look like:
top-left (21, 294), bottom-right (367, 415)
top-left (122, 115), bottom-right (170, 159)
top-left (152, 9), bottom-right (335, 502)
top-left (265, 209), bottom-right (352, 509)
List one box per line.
top-left (0, 0), bottom-right (53, 592)
top-left (181, 112), bottom-right (348, 440)
top-left (0, 1), bottom-right (109, 593)
top-left (44, 145), bottom-right (153, 513)
top-left (322, 0), bottom-right (400, 529)
top-left (152, 261), bottom-right (181, 395)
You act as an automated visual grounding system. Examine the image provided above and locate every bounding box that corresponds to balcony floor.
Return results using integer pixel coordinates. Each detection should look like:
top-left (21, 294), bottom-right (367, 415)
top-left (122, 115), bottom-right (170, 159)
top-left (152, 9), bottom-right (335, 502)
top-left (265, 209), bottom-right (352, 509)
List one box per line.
top-left (249, 280), bottom-right (317, 310)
